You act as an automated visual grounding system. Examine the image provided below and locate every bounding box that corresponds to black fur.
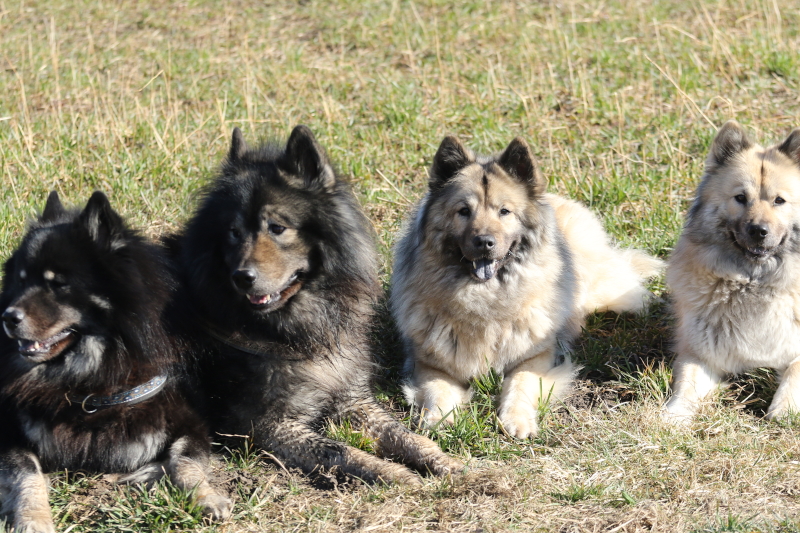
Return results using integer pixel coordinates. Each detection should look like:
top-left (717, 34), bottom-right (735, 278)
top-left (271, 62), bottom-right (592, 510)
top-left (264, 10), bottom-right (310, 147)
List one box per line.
top-left (172, 126), bottom-right (461, 484)
top-left (0, 192), bottom-right (230, 529)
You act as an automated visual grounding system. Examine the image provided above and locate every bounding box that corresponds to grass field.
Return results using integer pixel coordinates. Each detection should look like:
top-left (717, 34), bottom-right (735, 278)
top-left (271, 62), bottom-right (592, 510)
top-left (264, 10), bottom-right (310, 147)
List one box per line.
top-left (2, 0), bottom-right (800, 531)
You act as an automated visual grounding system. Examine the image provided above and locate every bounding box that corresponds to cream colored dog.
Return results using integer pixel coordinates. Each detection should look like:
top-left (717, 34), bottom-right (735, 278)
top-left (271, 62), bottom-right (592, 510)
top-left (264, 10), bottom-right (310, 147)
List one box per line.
top-left (391, 135), bottom-right (663, 438)
top-left (665, 121), bottom-right (800, 423)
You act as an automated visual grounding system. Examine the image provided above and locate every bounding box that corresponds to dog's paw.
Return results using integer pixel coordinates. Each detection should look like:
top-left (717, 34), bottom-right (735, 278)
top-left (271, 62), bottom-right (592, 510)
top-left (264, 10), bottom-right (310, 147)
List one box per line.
top-left (765, 402), bottom-right (796, 421)
top-left (376, 463), bottom-right (424, 486)
top-left (198, 492), bottom-right (233, 522)
top-left (660, 402), bottom-right (694, 427)
top-left (418, 406), bottom-right (451, 429)
top-left (766, 391), bottom-right (800, 421)
top-left (499, 404), bottom-right (539, 439)
top-left (13, 517), bottom-right (56, 533)
top-left (428, 454), bottom-right (466, 476)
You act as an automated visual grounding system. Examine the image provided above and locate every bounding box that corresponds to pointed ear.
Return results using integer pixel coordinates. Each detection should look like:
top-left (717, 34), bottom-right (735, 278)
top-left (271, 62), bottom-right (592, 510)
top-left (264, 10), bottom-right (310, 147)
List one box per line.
top-left (77, 191), bottom-right (125, 250)
top-left (429, 135), bottom-right (473, 191)
top-left (279, 125), bottom-right (335, 189)
top-left (708, 120), bottom-right (752, 167)
top-left (777, 128), bottom-right (800, 167)
top-left (229, 127), bottom-right (247, 162)
top-left (40, 190), bottom-right (65, 222)
top-left (497, 137), bottom-right (545, 197)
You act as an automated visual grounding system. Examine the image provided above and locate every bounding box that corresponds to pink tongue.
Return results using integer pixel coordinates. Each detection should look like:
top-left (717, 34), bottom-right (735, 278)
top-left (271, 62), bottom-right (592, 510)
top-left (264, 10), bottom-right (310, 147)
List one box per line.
top-left (249, 294), bottom-right (270, 305)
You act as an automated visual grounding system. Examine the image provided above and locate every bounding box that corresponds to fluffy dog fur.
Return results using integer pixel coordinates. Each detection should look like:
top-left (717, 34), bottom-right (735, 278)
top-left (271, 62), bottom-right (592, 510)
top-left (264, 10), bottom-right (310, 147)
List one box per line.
top-left (392, 135), bottom-right (663, 439)
top-left (0, 192), bottom-right (231, 533)
top-left (664, 121), bottom-right (800, 423)
top-left (172, 125), bottom-right (461, 485)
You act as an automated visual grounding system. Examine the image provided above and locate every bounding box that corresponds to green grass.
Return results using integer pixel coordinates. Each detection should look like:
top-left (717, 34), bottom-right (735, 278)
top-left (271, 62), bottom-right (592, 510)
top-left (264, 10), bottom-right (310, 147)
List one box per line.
top-left (3, 0), bottom-right (800, 531)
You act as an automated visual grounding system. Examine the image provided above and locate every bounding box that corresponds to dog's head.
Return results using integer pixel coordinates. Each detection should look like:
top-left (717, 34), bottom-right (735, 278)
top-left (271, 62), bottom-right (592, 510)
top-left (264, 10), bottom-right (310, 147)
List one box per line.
top-left (2, 192), bottom-right (132, 369)
top-left (691, 121), bottom-right (800, 264)
top-left (183, 125), bottom-right (379, 323)
top-left (223, 126), bottom-right (336, 313)
top-left (423, 135), bottom-right (546, 282)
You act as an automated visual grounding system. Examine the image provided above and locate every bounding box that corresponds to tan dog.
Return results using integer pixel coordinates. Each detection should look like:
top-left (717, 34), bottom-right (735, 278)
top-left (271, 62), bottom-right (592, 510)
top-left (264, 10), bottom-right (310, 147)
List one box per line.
top-left (664, 121), bottom-right (800, 423)
top-left (391, 136), bottom-right (663, 438)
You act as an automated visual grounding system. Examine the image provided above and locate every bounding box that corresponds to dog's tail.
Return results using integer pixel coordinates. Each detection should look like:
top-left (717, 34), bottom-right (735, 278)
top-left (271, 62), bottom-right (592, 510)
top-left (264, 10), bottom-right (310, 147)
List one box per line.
top-left (586, 247), bottom-right (664, 315)
top-left (621, 248), bottom-right (665, 279)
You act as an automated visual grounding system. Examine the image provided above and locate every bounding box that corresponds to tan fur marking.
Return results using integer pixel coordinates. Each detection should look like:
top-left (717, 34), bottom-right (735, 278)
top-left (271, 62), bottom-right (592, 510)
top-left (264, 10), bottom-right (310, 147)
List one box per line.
top-left (0, 453), bottom-right (54, 533)
top-left (393, 139), bottom-right (662, 438)
top-left (252, 234), bottom-right (284, 278)
top-left (665, 124), bottom-right (800, 424)
top-left (166, 439), bottom-right (232, 521)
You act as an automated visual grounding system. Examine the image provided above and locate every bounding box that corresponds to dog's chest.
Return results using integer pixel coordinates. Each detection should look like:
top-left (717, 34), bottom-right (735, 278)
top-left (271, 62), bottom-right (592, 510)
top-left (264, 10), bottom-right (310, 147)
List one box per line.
top-left (21, 414), bottom-right (167, 472)
top-left (420, 299), bottom-right (558, 380)
top-left (687, 277), bottom-right (800, 371)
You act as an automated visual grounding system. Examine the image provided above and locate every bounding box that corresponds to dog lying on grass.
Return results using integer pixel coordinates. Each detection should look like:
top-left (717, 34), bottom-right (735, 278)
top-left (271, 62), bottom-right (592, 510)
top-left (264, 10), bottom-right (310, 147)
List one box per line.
top-left (392, 135), bottom-right (663, 438)
top-left (0, 192), bottom-right (231, 533)
top-left (171, 125), bottom-right (462, 485)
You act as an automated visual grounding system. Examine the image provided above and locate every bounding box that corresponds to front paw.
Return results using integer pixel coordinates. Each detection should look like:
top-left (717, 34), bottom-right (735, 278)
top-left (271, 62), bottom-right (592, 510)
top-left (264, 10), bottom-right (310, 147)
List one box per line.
top-left (13, 517), bottom-right (56, 533)
top-left (418, 405), bottom-right (455, 429)
top-left (499, 404), bottom-right (539, 439)
top-left (198, 492), bottom-right (233, 522)
top-left (765, 399), bottom-right (798, 421)
top-left (661, 399), bottom-right (695, 426)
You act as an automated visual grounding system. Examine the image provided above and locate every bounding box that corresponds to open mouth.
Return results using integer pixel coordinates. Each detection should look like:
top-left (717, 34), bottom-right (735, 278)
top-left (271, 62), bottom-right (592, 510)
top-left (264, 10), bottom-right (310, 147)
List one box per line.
top-left (471, 258), bottom-right (499, 281)
top-left (246, 272), bottom-right (303, 311)
top-left (465, 244), bottom-right (517, 282)
top-left (17, 329), bottom-right (77, 362)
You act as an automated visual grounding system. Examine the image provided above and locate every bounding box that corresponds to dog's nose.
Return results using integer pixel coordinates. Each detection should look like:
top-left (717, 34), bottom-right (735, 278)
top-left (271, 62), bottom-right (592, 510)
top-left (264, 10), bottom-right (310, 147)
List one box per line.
top-left (2, 307), bottom-right (24, 328)
top-left (747, 224), bottom-right (769, 240)
top-left (473, 234), bottom-right (496, 251)
top-left (231, 269), bottom-right (257, 290)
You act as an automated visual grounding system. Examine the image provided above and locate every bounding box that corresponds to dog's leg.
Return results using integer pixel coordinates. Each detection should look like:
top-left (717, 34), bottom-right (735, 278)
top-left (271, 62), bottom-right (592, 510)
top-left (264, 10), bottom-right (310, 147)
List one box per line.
top-left (0, 450), bottom-right (54, 533)
top-left (259, 420), bottom-right (422, 485)
top-left (766, 356), bottom-right (800, 420)
top-left (497, 347), bottom-right (575, 439)
top-left (347, 398), bottom-right (464, 476)
top-left (406, 361), bottom-right (471, 428)
top-left (163, 437), bottom-right (233, 521)
top-left (663, 353), bottom-right (722, 425)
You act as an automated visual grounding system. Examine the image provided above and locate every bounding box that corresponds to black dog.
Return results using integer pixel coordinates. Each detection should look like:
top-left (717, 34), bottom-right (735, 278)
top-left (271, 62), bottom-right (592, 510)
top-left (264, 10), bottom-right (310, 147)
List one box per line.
top-left (0, 192), bottom-right (231, 533)
top-left (172, 125), bottom-right (462, 484)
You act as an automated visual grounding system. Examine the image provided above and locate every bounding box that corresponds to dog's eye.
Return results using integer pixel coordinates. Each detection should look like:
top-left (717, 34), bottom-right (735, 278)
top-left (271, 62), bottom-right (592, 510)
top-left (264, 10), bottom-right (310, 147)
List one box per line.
top-left (499, 208), bottom-right (511, 216)
top-left (775, 196), bottom-right (786, 205)
top-left (269, 224), bottom-right (286, 235)
top-left (734, 194), bottom-right (747, 204)
top-left (458, 207), bottom-right (471, 217)
top-left (228, 228), bottom-right (241, 241)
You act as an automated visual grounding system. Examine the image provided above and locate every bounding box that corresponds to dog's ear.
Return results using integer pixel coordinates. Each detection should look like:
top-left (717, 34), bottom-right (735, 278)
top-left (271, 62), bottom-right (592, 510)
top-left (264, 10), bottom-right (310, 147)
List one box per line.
top-left (40, 191), bottom-right (65, 222)
top-left (777, 128), bottom-right (800, 168)
top-left (228, 127), bottom-right (247, 163)
top-left (77, 191), bottom-right (125, 250)
top-left (498, 137), bottom-right (546, 197)
top-left (280, 125), bottom-right (335, 189)
top-left (708, 120), bottom-right (752, 167)
top-left (429, 135), bottom-right (473, 191)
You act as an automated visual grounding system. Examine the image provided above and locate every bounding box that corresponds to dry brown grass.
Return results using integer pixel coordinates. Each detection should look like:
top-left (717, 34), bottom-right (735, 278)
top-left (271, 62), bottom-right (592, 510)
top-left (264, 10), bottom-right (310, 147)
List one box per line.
top-left (2, 0), bottom-right (800, 531)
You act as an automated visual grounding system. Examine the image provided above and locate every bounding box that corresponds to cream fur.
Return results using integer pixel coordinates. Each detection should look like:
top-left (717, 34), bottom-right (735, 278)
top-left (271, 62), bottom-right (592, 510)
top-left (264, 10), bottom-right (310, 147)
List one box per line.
top-left (392, 156), bottom-right (662, 439)
top-left (664, 122), bottom-right (800, 423)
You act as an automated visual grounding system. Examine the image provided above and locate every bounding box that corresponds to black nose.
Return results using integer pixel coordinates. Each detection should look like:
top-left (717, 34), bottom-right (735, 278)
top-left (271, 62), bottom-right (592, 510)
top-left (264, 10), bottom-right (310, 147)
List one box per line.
top-left (2, 307), bottom-right (24, 328)
top-left (473, 234), bottom-right (496, 252)
top-left (231, 269), bottom-right (257, 290)
top-left (747, 224), bottom-right (769, 240)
